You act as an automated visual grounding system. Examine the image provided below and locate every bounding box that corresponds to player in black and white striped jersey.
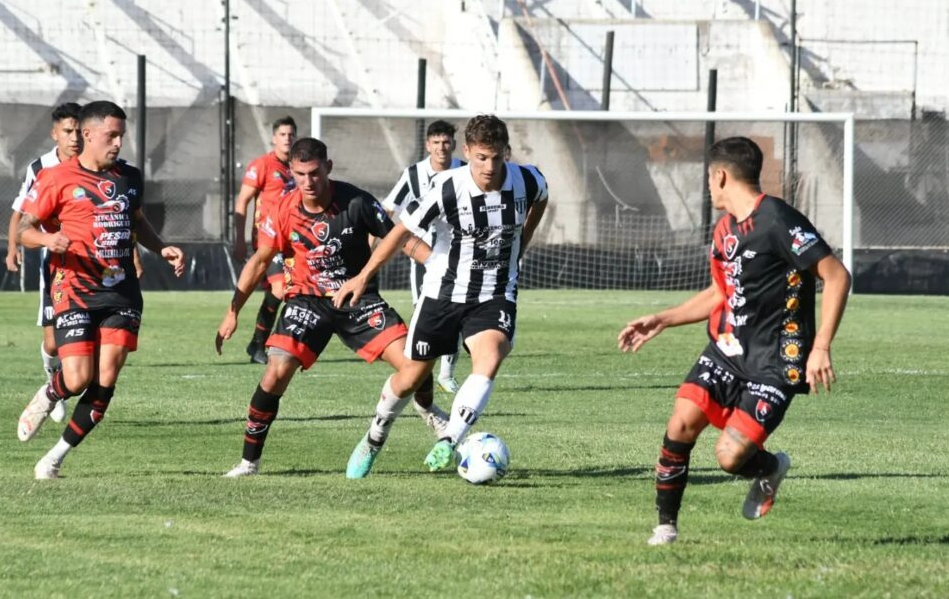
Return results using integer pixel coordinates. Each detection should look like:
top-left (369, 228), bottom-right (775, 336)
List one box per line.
top-left (6, 103), bottom-right (82, 425)
top-left (337, 115), bottom-right (548, 473)
top-left (382, 120), bottom-right (466, 395)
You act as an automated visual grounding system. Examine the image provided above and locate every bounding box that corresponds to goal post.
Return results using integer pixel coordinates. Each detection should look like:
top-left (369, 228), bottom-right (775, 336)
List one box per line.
top-left (311, 107), bottom-right (854, 291)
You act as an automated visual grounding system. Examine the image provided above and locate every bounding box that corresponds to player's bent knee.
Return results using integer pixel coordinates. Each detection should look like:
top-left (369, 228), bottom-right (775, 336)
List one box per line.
top-left (260, 352), bottom-right (299, 392)
top-left (714, 431), bottom-right (757, 474)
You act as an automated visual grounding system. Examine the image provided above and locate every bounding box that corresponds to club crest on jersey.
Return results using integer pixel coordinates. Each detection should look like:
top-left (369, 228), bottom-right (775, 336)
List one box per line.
top-left (367, 310), bottom-right (385, 330)
top-left (789, 226), bottom-right (818, 255)
top-left (755, 399), bottom-right (773, 422)
top-left (723, 234), bottom-right (739, 260)
top-left (97, 180), bottom-right (116, 200)
top-left (310, 221), bottom-right (330, 242)
top-left (514, 195), bottom-right (526, 213)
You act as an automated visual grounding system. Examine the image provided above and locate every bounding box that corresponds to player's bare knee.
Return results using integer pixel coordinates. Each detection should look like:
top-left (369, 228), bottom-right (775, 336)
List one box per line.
top-left (260, 353), bottom-right (297, 392)
top-left (714, 430), bottom-right (756, 474)
top-left (63, 365), bottom-right (93, 392)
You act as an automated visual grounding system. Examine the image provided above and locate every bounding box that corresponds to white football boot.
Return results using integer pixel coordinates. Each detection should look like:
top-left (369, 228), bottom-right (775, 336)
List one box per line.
top-left (224, 459), bottom-right (259, 478)
top-left (17, 384), bottom-right (54, 442)
top-left (647, 524), bottom-right (678, 546)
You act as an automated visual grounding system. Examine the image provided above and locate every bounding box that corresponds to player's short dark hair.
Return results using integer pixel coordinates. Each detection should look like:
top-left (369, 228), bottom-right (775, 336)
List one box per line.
top-left (79, 101), bottom-right (127, 127)
top-left (273, 116), bottom-right (297, 134)
top-left (289, 138), bottom-right (328, 163)
top-left (708, 136), bottom-right (763, 184)
top-left (465, 114), bottom-right (509, 149)
top-left (427, 120), bottom-right (456, 139)
top-left (51, 102), bottom-right (81, 123)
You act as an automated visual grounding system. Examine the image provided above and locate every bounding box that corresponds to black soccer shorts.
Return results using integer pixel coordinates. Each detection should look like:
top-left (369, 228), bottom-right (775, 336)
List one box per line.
top-left (405, 296), bottom-right (516, 361)
top-left (266, 294), bottom-right (407, 369)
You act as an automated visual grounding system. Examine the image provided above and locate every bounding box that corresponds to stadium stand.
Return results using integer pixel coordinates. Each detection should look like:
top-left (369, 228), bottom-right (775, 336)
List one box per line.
top-left (0, 0), bottom-right (946, 292)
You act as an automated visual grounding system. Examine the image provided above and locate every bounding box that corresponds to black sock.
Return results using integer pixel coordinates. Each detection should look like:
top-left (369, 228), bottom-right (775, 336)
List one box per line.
top-left (62, 384), bottom-right (113, 447)
top-left (47, 369), bottom-right (81, 402)
top-left (413, 373), bottom-right (434, 409)
top-left (252, 291), bottom-right (281, 345)
top-left (734, 449), bottom-right (779, 479)
top-left (242, 385), bottom-right (281, 461)
top-left (656, 434), bottom-right (695, 526)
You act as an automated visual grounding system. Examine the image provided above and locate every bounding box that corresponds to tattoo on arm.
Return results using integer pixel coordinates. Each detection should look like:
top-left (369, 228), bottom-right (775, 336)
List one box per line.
top-left (15, 213), bottom-right (40, 243)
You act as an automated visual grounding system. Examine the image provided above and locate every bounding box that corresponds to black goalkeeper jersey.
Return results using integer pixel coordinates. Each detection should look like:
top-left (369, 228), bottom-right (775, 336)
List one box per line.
top-left (707, 194), bottom-right (833, 390)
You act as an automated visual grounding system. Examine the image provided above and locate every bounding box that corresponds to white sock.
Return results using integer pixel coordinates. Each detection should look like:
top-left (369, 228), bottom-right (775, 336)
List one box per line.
top-left (444, 374), bottom-right (494, 444)
top-left (439, 352), bottom-right (458, 380)
top-left (41, 344), bottom-right (60, 380)
top-left (368, 376), bottom-right (412, 447)
top-left (44, 438), bottom-right (74, 464)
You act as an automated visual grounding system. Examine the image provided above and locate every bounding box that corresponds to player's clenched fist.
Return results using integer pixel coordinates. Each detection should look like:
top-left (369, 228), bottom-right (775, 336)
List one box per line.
top-left (45, 232), bottom-right (70, 254)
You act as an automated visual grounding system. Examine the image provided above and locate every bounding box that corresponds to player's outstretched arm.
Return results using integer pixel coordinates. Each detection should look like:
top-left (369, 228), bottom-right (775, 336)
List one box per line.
top-left (402, 235), bottom-right (432, 263)
top-left (6, 211), bottom-right (22, 271)
top-left (133, 208), bottom-right (185, 277)
top-left (232, 184), bottom-right (259, 262)
top-left (805, 254), bottom-right (852, 394)
top-left (618, 284), bottom-right (722, 353)
top-left (216, 244), bottom-right (277, 354)
top-left (333, 223), bottom-right (412, 308)
top-left (16, 212), bottom-right (69, 253)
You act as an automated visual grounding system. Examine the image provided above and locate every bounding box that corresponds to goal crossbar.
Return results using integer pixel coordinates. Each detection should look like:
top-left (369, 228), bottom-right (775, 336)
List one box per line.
top-left (311, 108), bottom-right (855, 278)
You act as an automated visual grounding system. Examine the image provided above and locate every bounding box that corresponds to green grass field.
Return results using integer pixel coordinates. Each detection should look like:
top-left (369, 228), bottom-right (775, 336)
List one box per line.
top-left (1, 290), bottom-right (947, 598)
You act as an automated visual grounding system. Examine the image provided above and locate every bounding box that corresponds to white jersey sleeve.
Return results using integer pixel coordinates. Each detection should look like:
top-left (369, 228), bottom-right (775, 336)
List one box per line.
top-left (382, 167), bottom-right (413, 214)
top-left (11, 158), bottom-right (43, 212)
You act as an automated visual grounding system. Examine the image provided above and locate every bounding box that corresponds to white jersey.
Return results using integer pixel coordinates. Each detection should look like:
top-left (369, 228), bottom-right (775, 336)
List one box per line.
top-left (11, 147), bottom-right (61, 213)
top-left (383, 156), bottom-right (464, 246)
top-left (399, 162), bottom-right (548, 304)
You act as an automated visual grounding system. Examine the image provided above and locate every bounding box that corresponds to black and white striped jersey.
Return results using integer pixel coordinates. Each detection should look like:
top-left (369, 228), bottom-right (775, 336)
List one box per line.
top-left (383, 157), bottom-right (465, 246)
top-left (399, 162), bottom-right (548, 304)
top-left (11, 147), bottom-right (61, 212)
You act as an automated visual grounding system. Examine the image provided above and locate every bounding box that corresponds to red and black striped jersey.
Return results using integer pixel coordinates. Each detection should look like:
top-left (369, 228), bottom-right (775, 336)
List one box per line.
top-left (707, 194), bottom-right (832, 389)
top-left (21, 157), bottom-right (143, 313)
top-left (259, 181), bottom-right (393, 298)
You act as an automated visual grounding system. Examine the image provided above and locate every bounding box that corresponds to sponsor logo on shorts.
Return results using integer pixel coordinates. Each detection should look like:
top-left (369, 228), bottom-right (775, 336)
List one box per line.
top-left (415, 340), bottom-right (430, 356)
top-left (367, 311), bottom-right (385, 330)
top-left (755, 399), bottom-right (773, 422)
top-left (56, 311), bottom-right (92, 329)
top-left (498, 310), bottom-right (512, 332)
top-left (284, 305), bottom-right (320, 328)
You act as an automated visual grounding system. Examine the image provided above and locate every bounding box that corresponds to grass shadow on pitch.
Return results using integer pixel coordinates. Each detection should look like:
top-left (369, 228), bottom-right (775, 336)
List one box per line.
top-left (799, 472), bottom-right (948, 481)
top-left (115, 414), bottom-right (363, 427)
top-left (873, 535), bottom-right (949, 546)
top-left (507, 384), bottom-right (679, 393)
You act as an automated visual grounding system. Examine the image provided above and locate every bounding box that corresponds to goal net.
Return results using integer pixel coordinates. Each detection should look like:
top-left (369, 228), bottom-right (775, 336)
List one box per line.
top-left (312, 108), bottom-right (854, 292)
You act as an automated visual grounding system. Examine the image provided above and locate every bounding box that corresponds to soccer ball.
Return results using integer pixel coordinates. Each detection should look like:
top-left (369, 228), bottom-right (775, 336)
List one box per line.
top-left (456, 432), bottom-right (510, 484)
